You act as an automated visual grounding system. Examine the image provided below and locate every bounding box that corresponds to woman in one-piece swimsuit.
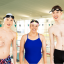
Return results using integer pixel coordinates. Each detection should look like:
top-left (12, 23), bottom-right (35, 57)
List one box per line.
top-left (20, 20), bottom-right (47, 64)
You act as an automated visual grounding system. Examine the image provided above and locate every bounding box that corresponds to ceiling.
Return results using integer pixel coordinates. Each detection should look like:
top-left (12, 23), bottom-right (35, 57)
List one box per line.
top-left (0, 0), bottom-right (64, 21)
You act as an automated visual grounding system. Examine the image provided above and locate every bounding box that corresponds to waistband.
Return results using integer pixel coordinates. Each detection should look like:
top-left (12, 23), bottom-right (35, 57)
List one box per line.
top-left (1, 55), bottom-right (11, 60)
top-left (54, 49), bottom-right (64, 52)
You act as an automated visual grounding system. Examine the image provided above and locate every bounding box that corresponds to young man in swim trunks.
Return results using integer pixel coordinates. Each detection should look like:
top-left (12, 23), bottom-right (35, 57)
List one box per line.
top-left (0, 13), bottom-right (17, 64)
top-left (20, 20), bottom-right (47, 64)
top-left (49, 5), bottom-right (64, 64)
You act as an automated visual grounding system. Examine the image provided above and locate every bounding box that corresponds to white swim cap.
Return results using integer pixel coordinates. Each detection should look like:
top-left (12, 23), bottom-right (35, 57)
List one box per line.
top-left (3, 13), bottom-right (15, 24)
top-left (6, 13), bottom-right (13, 16)
top-left (3, 13), bottom-right (14, 19)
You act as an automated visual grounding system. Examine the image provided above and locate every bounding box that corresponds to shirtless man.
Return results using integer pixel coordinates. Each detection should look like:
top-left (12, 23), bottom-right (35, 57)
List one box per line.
top-left (20, 20), bottom-right (47, 64)
top-left (0, 13), bottom-right (17, 64)
top-left (49, 5), bottom-right (64, 64)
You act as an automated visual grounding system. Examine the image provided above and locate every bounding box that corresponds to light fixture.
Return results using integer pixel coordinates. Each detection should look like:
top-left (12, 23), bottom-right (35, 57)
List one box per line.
top-left (20, 15), bottom-right (29, 17)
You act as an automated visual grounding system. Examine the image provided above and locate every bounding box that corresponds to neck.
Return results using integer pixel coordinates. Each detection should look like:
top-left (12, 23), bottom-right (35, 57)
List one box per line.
top-left (3, 26), bottom-right (11, 31)
top-left (29, 31), bottom-right (38, 36)
top-left (55, 19), bottom-right (63, 24)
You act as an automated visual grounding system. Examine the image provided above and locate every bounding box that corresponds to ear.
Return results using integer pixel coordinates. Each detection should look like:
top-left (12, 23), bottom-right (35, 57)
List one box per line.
top-left (29, 24), bottom-right (31, 27)
top-left (51, 12), bottom-right (54, 16)
top-left (4, 18), bottom-right (6, 22)
top-left (61, 11), bottom-right (63, 15)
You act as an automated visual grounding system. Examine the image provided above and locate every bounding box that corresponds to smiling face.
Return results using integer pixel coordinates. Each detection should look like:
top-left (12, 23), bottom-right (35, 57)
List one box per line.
top-left (4, 18), bottom-right (13, 28)
top-left (52, 10), bottom-right (63, 21)
top-left (30, 23), bottom-right (39, 33)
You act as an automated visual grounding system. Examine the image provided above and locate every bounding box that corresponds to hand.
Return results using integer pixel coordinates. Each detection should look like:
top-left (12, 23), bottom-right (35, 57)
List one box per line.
top-left (51, 61), bottom-right (54, 64)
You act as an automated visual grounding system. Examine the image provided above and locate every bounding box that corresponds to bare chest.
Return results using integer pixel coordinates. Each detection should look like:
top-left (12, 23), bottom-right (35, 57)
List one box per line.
top-left (53, 25), bottom-right (64, 37)
top-left (0, 31), bottom-right (13, 42)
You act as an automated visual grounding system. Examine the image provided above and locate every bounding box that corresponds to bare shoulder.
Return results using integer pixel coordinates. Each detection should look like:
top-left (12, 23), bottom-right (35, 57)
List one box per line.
top-left (0, 27), bottom-right (2, 29)
top-left (20, 34), bottom-right (27, 43)
top-left (21, 34), bottom-right (27, 39)
top-left (11, 30), bottom-right (16, 37)
top-left (39, 34), bottom-right (45, 42)
top-left (0, 27), bottom-right (3, 30)
top-left (39, 34), bottom-right (45, 39)
top-left (48, 25), bottom-right (55, 33)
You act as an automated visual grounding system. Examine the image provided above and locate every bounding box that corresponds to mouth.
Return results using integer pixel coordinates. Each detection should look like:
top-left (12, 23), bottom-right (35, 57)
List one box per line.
top-left (32, 29), bottom-right (36, 31)
top-left (54, 17), bottom-right (58, 19)
top-left (7, 24), bottom-right (10, 26)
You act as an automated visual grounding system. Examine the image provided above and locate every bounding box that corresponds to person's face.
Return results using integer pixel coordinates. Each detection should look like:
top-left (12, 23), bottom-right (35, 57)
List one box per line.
top-left (30, 23), bottom-right (39, 33)
top-left (52, 10), bottom-right (62, 21)
top-left (4, 18), bottom-right (13, 28)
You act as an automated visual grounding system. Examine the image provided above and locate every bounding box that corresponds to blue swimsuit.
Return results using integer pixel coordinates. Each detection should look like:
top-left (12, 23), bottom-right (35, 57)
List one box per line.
top-left (24, 33), bottom-right (42, 64)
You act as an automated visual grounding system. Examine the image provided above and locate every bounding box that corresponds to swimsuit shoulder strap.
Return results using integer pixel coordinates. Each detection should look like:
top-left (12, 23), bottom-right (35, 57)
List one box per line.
top-left (27, 34), bottom-right (28, 39)
top-left (38, 33), bottom-right (40, 38)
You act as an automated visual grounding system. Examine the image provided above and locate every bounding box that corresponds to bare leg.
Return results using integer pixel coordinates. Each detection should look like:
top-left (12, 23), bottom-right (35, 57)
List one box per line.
top-left (38, 57), bottom-right (43, 64)
top-left (24, 58), bottom-right (29, 64)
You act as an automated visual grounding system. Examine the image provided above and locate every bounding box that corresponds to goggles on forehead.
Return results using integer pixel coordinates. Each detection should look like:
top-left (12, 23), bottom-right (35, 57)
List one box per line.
top-left (31, 22), bottom-right (39, 25)
top-left (3, 15), bottom-right (14, 19)
top-left (30, 20), bottom-right (39, 24)
top-left (50, 8), bottom-right (63, 12)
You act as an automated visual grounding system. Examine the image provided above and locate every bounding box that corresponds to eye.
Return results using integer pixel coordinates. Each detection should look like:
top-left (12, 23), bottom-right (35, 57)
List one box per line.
top-left (36, 25), bottom-right (38, 27)
top-left (57, 11), bottom-right (59, 13)
top-left (10, 20), bottom-right (13, 21)
top-left (6, 19), bottom-right (9, 21)
top-left (52, 12), bottom-right (54, 14)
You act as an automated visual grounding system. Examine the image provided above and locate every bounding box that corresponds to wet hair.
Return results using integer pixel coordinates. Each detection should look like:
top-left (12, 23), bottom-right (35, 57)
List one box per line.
top-left (30, 20), bottom-right (39, 24)
top-left (50, 5), bottom-right (63, 12)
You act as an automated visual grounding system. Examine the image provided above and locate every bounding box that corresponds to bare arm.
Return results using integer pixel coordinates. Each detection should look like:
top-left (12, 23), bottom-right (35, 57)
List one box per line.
top-left (20, 35), bottom-right (25, 64)
top-left (49, 28), bottom-right (54, 64)
top-left (42, 35), bottom-right (47, 64)
top-left (12, 32), bottom-right (17, 64)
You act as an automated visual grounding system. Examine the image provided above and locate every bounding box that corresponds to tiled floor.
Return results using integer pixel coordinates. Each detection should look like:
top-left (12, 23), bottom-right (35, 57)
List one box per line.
top-left (47, 57), bottom-right (50, 64)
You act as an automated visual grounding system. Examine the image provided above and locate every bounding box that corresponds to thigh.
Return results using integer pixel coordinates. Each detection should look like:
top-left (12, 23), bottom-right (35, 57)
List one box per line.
top-left (38, 57), bottom-right (43, 64)
top-left (54, 56), bottom-right (63, 64)
top-left (54, 49), bottom-right (63, 64)
top-left (24, 58), bottom-right (29, 64)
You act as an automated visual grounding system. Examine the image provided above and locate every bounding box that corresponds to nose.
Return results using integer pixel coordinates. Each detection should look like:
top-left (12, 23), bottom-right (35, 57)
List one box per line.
top-left (7, 21), bottom-right (11, 24)
top-left (33, 26), bottom-right (36, 28)
top-left (54, 14), bottom-right (57, 17)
